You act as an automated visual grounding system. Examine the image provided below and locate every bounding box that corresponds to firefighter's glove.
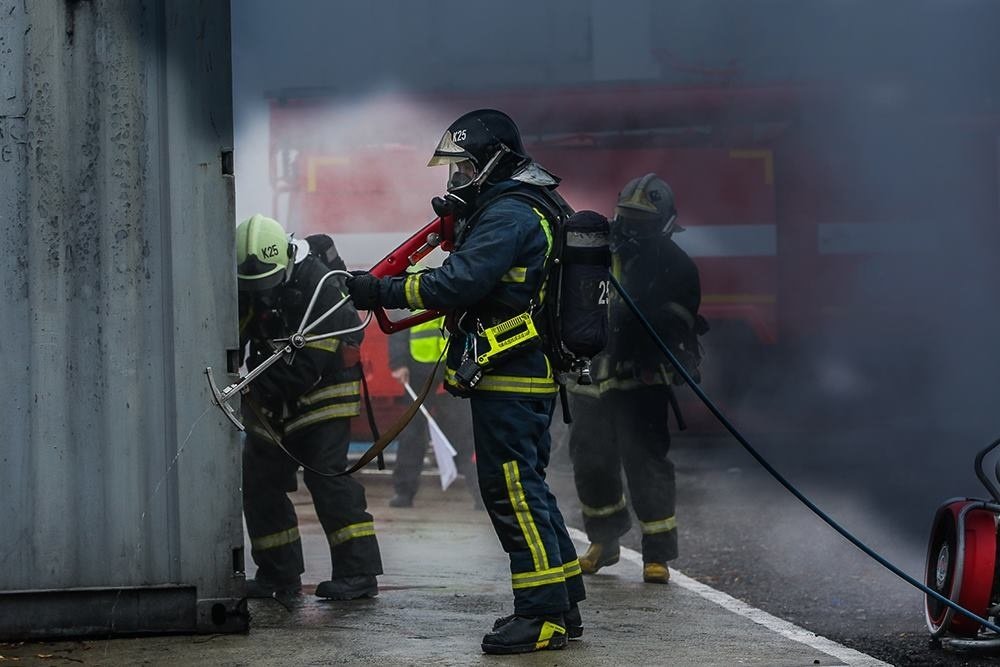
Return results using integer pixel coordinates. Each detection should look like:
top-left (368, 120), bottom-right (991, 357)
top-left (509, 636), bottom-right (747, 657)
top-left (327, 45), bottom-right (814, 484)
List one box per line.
top-left (346, 271), bottom-right (382, 310)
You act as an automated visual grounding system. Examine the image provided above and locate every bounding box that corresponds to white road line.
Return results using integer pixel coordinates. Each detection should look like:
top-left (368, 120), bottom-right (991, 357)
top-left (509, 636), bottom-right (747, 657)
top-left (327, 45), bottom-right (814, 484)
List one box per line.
top-left (566, 526), bottom-right (890, 667)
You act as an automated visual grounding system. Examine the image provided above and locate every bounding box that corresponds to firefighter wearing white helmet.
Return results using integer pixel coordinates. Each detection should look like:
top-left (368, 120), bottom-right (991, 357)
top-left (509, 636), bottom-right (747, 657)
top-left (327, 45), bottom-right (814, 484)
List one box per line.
top-left (236, 214), bottom-right (383, 601)
top-left (567, 174), bottom-right (708, 584)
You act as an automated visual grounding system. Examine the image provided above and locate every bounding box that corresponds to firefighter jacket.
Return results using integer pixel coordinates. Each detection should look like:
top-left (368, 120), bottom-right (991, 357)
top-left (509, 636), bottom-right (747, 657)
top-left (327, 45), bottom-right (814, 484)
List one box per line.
top-left (239, 249), bottom-right (364, 436)
top-left (571, 234), bottom-right (702, 398)
top-left (378, 180), bottom-right (559, 399)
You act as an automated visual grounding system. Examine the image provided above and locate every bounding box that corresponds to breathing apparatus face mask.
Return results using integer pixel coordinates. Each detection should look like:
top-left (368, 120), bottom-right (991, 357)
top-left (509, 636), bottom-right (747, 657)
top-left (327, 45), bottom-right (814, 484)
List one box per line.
top-left (447, 159), bottom-right (477, 192)
top-left (243, 286), bottom-right (296, 340)
top-left (611, 212), bottom-right (683, 260)
top-left (611, 215), bottom-right (655, 249)
top-left (252, 287), bottom-right (280, 311)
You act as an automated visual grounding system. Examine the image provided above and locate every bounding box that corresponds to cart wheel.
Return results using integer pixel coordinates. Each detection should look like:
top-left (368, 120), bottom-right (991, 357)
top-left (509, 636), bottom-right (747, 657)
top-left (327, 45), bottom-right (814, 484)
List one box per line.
top-left (924, 500), bottom-right (997, 637)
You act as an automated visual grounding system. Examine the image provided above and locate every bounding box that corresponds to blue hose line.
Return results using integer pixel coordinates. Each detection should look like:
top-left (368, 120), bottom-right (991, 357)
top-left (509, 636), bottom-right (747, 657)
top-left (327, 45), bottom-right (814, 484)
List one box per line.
top-left (609, 273), bottom-right (1000, 636)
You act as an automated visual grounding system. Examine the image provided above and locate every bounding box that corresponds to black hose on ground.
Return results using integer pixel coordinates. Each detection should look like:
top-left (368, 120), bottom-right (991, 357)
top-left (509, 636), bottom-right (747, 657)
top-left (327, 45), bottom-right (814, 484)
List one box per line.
top-left (609, 273), bottom-right (1000, 636)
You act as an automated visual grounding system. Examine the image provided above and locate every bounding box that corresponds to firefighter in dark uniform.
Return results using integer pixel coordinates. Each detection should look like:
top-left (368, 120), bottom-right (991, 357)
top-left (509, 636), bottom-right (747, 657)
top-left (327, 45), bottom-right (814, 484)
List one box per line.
top-left (568, 174), bottom-right (706, 584)
top-left (236, 214), bottom-right (383, 600)
top-left (387, 315), bottom-right (481, 508)
top-left (347, 110), bottom-right (584, 655)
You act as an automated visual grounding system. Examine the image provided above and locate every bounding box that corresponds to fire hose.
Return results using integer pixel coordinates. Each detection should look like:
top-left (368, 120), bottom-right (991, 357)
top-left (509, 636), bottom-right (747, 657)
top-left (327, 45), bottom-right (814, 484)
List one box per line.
top-left (608, 273), bottom-right (1000, 635)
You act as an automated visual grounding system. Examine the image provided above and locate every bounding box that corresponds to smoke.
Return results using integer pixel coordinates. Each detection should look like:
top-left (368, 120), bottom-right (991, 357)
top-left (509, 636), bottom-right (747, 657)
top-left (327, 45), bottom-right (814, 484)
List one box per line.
top-left (233, 87), bottom-right (455, 266)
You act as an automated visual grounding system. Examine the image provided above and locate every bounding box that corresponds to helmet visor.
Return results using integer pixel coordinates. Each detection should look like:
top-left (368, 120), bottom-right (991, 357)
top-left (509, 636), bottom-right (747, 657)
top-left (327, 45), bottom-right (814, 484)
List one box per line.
top-left (237, 264), bottom-right (285, 292)
top-left (427, 130), bottom-right (473, 167)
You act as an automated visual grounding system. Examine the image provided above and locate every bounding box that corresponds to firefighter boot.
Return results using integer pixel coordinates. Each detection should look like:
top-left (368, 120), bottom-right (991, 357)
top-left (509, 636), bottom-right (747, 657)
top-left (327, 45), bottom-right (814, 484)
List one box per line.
top-left (579, 540), bottom-right (620, 574)
top-left (493, 604), bottom-right (582, 640)
top-left (564, 603), bottom-right (584, 639)
top-left (315, 575), bottom-right (379, 600)
top-left (643, 562), bottom-right (670, 584)
top-left (481, 615), bottom-right (568, 654)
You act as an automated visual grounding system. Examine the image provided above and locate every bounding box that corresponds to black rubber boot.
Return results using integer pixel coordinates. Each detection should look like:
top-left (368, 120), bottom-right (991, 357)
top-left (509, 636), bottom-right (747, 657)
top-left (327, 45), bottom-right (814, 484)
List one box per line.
top-left (481, 615), bottom-right (568, 654)
top-left (493, 604), bottom-right (582, 640)
top-left (315, 575), bottom-right (378, 600)
top-left (492, 612), bottom-right (582, 640)
top-left (245, 575), bottom-right (302, 599)
top-left (564, 604), bottom-right (583, 639)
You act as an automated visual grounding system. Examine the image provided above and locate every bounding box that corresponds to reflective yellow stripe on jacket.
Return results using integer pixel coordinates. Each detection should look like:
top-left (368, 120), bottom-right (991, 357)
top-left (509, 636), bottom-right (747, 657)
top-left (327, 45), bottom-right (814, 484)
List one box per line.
top-left (404, 273), bottom-right (425, 309)
top-left (444, 368), bottom-right (558, 395)
top-left (534, 208), bottom-right (553, 302)
top-left (500, 266), bottom-right (528, 283)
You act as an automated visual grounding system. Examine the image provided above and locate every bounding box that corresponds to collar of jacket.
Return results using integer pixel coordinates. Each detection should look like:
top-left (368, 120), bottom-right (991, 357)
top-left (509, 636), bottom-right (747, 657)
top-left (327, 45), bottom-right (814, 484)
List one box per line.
top-left (458, 179), bottom-right (552, 241)
top-left (456, 179), bottom-right (521, 244)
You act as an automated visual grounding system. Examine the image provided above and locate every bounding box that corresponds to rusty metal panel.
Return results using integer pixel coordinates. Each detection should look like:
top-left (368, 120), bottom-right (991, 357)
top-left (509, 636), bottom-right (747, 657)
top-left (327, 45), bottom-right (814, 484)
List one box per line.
top-left (0, 0), bottom-right (244, 637)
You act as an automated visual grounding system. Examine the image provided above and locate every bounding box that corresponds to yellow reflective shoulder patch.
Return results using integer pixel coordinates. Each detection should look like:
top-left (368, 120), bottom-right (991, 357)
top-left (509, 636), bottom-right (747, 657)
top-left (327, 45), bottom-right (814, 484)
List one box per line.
top-left (500, 266), bottom-right (528, 283)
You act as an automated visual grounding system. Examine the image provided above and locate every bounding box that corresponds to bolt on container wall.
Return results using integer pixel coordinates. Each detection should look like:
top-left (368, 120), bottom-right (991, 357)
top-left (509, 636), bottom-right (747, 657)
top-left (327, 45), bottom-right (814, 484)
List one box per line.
top-left (0, 0), bottom-right (245, 638)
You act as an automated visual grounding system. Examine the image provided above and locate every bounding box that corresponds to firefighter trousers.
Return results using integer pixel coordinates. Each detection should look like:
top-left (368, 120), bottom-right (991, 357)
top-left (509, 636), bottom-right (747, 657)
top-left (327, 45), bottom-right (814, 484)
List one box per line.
top-left (568, 387), bottom-right (678, 563)
top-left (243, 416), bottom-right (383, 584)
top-left (393, 363), bottom-right (479, 500)
top-left (470, 395), bottom-right (586, 616)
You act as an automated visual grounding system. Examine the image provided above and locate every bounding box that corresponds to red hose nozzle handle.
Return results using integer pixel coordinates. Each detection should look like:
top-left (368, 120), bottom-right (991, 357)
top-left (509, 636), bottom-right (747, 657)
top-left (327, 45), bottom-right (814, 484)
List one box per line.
top-left (368, 215), bottom-right (454, 334)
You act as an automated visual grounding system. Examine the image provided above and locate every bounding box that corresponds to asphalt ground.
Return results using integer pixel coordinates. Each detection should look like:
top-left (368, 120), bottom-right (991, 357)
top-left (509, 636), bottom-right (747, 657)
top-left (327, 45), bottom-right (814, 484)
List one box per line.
top-left (4, 406), bottom-right (996, 665)
top-left (547, 418), bottom-right (1000, 667)
top-left (1, 465), bottom-right (886, 666)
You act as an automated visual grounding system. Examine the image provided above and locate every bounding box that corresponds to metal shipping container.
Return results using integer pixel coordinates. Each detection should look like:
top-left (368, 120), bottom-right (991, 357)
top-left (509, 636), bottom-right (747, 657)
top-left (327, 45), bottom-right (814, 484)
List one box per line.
top-left (0, 0), bottom-right (245, 637)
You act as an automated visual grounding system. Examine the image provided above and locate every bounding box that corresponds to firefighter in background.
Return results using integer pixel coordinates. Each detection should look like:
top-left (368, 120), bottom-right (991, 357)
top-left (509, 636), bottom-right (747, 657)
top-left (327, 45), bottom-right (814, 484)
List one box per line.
top-left (347, 109), bottom-right (584, 654)
top-left (568, 174), bottom-right (707, 584)
top-left (387, 314), bottom-right (481, 508)
top-left (237, 214), bottom-right (383, 600)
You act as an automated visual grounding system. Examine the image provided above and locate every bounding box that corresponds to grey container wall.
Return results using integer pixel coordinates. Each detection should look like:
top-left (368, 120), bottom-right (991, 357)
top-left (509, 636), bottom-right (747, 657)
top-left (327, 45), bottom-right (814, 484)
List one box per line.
top-left (0, 1), bottom-right (245, 637)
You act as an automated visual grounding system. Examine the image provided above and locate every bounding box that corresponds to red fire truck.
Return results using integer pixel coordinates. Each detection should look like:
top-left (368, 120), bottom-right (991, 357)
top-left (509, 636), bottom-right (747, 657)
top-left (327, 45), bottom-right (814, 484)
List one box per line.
top-left (266, 84), bottom-right (1000, 435)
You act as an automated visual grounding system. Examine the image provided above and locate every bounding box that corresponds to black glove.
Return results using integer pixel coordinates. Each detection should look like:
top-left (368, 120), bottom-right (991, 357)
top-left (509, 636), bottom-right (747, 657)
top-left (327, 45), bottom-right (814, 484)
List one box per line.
top-left (346, 270), bottom-right (382, 310)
